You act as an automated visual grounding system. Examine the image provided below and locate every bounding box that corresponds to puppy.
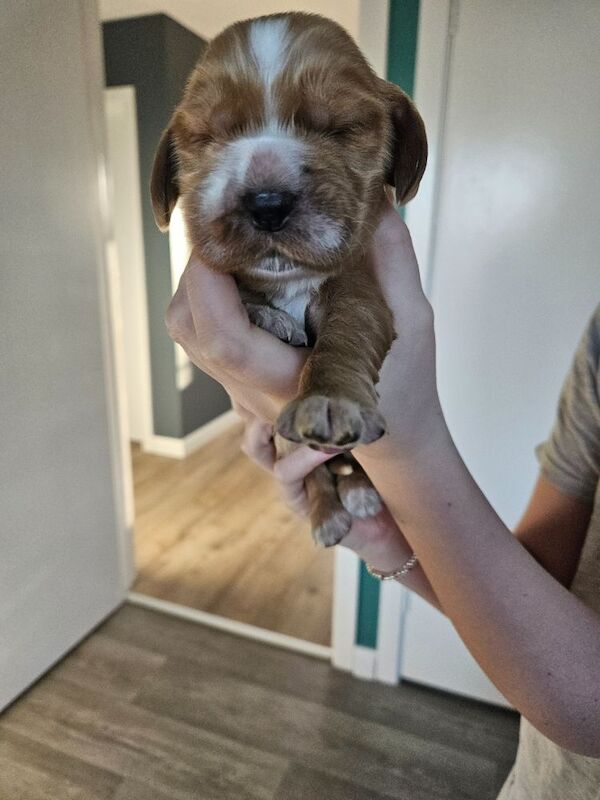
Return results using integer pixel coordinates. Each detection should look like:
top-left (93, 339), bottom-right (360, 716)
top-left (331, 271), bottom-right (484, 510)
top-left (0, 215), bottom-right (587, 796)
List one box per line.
top-left (151, 12), bottom-right (427, 546)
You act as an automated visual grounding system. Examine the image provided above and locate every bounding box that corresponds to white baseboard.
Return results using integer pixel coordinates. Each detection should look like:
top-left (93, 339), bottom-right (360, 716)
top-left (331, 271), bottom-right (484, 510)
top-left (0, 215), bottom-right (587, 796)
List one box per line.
top-left (352, 645), bottom-right (377, 680)
top-left (128, 592), bottom-right (332, 661)
top-left (143, 408), bottom-right (239, 459)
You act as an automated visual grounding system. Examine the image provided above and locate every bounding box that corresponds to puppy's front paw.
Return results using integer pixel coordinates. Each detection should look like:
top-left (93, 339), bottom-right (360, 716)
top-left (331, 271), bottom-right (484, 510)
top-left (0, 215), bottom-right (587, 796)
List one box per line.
top-left (312, 508), bottom-right (352, 547)
top-left (246, 303), bottom-right (307, 346)
top-left (276, 395), bottom-right (385, 449)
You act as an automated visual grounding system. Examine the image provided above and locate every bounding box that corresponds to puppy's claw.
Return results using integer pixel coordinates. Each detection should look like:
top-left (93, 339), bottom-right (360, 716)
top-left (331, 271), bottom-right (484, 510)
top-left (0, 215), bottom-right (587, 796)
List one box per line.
top-left (276, 395), bottom-right (385, 449)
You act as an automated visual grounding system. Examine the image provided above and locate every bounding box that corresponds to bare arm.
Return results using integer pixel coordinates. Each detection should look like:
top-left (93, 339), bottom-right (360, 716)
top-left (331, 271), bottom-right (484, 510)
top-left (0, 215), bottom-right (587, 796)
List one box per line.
top-left (397, 473), bottom-right (591, 608)
top-left (515, 474), bottom-right (592, 588)
top-left (166, 206), bottom-right (600, 756)
top-left (353, 215), bottom-right (600, 754)
top-left (358, 430), bottom-right (600, 756)
top-left (256, 447), bottom-right (591, 615)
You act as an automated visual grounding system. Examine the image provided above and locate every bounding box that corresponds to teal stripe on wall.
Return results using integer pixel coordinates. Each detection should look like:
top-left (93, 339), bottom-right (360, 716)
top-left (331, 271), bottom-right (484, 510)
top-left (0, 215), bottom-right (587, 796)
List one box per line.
top-left (387, 0), bottom-right (420, 94)
top-left (356, 561), bottom-right (381, 647)
top-left (354, 0), bottom-right (421, 649)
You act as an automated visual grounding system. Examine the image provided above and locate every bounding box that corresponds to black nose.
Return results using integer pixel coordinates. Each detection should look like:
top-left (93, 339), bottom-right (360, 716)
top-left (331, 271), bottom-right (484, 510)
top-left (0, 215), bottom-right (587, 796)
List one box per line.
top-left (243, 190), bottom-right (296, 232)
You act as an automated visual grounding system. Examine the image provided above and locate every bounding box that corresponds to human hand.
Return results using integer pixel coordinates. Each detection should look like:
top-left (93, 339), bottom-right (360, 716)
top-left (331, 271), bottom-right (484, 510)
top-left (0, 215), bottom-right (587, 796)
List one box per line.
top-left (241, 414), bottom-right (417, 569)
top-left (165, 256), bottom-right (307, 423)
top-left (166, 202), bottom-right (445, 459)
top-left (353, 204), bottom-right (444, 465)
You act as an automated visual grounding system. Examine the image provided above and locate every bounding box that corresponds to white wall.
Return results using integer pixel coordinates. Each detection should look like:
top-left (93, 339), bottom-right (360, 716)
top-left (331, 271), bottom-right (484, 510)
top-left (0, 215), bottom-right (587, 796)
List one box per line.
top-left (100, 0), bottom-right (392, 77)
top-left (0, 0), bottom-right (128, 709)
top-left (401, 0), bottom-right (600, 705)
top-left (99, 0), bottom-right (361, 40)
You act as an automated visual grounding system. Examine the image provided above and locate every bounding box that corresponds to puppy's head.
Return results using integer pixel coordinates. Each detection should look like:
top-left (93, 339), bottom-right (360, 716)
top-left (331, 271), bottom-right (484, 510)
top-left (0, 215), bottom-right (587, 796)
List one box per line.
top-left (151, 13), bottom-right (426, 281)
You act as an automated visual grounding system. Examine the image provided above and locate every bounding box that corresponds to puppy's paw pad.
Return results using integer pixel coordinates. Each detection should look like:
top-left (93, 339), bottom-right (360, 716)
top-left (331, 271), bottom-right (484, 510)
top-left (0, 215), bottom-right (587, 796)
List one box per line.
top-left (312, 509), bottom-right (352, 547)
top-left (276, 395), bottom-right (385, 449)
top-left (339, 484), bottom-right (382, 519)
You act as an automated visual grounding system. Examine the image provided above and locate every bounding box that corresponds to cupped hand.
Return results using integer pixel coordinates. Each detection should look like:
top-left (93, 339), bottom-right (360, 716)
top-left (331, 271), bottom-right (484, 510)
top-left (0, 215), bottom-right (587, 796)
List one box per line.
top-left (241, 415), bottom-right (415, 569)
top-left (165, 257), bottom-right (306, 422)
top-left (165, 201), bottom-right (442, 459)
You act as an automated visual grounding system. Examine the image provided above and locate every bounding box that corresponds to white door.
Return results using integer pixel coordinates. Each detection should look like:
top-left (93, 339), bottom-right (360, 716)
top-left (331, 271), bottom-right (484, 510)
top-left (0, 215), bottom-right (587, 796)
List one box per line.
top-left (0, 1), bottom-right (130, 709)
top-left (104, 87), bottom-right (153, 445)
top-left (402, 0), bottom-right (600, 704)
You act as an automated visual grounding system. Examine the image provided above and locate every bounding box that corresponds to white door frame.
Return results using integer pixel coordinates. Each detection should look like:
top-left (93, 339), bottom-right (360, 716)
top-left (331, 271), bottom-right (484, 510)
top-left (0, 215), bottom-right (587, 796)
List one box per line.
top-left (376, 0), bottom-right (455, 684)
top-left (104, 86), bottom-right (155, 452)
top-left (328, 0), bottom-right (394, 681)
top-left (102, 0), bottom-right (406, 675)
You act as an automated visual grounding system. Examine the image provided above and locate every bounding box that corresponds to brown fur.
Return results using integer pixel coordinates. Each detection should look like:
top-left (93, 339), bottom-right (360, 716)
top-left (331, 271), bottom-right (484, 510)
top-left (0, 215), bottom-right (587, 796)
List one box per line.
top-left (151, 12), bottom-right (427, 545)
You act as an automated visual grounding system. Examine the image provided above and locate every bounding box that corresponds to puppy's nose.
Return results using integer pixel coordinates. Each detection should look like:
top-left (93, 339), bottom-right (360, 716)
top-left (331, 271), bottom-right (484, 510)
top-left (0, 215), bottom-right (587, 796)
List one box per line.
top-left (243, 190), bottom-right (296, 232)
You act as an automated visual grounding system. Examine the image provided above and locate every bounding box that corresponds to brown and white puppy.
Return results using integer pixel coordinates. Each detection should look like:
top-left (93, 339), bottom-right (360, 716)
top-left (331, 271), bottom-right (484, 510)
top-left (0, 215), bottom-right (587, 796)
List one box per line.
top-left (151, 12), bottom-right (427, 545)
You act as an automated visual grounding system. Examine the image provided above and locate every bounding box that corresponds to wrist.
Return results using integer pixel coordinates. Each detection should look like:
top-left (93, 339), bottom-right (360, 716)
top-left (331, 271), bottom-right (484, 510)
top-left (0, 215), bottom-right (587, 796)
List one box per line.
top-left (342, 509), bottom-right (414, 572)
top-left (356, 406), bottom-right (451, 471)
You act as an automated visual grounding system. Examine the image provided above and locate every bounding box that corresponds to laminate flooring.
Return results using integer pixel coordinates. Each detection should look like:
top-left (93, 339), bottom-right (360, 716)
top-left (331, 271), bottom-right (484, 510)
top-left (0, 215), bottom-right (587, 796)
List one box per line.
top-left (0, 604), bottom-right (520, 800)
top-left (131, 423), bottom-right (333, 645)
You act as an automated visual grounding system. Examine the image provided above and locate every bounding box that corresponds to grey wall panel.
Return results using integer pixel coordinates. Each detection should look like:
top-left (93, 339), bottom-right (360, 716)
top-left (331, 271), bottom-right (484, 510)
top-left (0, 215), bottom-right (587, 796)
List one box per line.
top-left (103, 14), bottom-right (230, 438)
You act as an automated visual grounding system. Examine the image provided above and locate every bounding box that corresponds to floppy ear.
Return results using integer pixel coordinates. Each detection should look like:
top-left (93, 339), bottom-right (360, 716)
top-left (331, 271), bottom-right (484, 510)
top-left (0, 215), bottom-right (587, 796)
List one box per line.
top-left (382, 82), bottom-right (428, 205)
top-left (150, 127), bottom-right (179, 231)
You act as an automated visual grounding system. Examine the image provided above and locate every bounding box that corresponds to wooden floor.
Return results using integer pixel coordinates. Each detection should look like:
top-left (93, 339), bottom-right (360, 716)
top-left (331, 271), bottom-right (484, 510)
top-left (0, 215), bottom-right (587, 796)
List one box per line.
top-left (131, 422), bottom-right (333, 645)
top-left (0, 604), bottom-right (519, 800)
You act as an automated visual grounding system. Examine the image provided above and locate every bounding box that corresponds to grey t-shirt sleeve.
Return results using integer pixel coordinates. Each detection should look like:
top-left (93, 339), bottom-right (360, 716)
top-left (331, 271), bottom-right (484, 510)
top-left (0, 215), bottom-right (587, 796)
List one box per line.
top-left (536, 304), bottom-right (600, 502)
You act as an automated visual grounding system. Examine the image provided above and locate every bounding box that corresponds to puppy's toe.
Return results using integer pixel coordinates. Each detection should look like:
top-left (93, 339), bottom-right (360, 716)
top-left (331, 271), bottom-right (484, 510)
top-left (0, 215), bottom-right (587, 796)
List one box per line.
top-left (338, 482), bottom-right (382, 519)
top-left (276, 395), bottom-right (386, 449)
top-left (312, 508), bottom-right (352, 547)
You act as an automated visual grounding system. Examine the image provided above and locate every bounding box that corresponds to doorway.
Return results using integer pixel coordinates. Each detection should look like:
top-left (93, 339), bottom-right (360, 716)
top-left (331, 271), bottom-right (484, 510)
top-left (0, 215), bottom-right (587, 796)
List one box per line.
top-left (103, 85), bottom-right (336, 651)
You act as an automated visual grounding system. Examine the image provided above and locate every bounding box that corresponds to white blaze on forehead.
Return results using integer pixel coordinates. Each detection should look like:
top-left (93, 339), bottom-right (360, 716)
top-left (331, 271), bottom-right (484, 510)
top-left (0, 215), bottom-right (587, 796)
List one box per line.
top-left (249, 17), bottom-right (290, 87)
top-left (249, 17), bottom-right (289, 127)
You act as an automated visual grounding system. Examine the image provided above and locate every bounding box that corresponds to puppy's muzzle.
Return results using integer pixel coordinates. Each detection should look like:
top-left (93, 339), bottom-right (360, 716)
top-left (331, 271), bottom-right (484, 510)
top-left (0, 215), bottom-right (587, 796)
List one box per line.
top-left (242, 189), bottom-right (298, 232)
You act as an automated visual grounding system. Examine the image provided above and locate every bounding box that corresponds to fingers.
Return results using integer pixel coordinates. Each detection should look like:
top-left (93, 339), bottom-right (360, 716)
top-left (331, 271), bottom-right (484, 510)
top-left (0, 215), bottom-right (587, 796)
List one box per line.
top-left (239, 422), bottom-right (317, 516)
top-left (240, 416), bottom-right (276, 472)
top-left (371, 205), bottom-right (430, 323)
top-left (273, 446), bottom-right (334, 484)
top-left (181, 254), bottom-right (308, 398)
top-left (280, 479), bottom-right (310, 517)
top-left (230, 398), bottom-right (254, 423)
top-left (165, 270), bottom-right (195, 346)
top-left (225, 378), bottom-right (283, 423)
top-left (273, 446), bottom-right (335, 518)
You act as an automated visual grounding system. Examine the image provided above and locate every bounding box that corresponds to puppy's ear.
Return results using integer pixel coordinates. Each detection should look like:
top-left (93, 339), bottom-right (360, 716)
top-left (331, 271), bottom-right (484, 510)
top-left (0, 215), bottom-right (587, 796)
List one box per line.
top-left (150, 126), bottom-right (179, 231)
top-left (381, 81), bottom-right (428, 205)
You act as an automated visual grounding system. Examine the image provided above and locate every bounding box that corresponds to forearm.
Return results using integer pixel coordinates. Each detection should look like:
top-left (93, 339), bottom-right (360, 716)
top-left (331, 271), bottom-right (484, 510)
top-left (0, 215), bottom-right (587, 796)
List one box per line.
top-left (394, 564), bottom-right (441, 610)
top-left (357, 425), bottom-right (600, 756)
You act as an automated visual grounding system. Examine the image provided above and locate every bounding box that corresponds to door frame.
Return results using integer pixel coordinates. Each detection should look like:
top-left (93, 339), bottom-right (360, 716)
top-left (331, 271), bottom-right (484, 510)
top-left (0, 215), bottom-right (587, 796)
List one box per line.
top-left (104, 85), bottom-right (155, 452)
top-left (101, 0), bottom-right (409, 676)
top-left (367, 0), bottom-right (455, 684)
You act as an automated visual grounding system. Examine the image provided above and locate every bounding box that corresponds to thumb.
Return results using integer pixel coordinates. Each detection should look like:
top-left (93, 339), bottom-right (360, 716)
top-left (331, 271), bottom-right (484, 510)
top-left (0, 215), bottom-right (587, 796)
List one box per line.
top-left (371, 204), bottom-right (428, 322)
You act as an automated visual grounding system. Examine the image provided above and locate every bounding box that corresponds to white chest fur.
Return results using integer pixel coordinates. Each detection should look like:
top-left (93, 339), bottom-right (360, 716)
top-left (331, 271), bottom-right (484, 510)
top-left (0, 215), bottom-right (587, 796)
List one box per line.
top-left (270, 276), bottom-right (325, 330)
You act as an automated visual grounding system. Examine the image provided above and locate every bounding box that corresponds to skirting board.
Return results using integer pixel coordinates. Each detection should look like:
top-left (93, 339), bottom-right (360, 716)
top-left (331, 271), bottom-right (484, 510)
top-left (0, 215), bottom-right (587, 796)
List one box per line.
top-left (352, 645), bottom-right (377, 680)
top-left (128, 592), bottom-right (332, 661)
top-left (143, 408), bottom-right (239, 459)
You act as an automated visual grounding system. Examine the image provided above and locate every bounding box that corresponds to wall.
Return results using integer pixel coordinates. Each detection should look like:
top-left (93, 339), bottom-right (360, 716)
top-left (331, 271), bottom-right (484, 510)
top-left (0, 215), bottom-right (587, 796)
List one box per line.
top-left (355, 0), bottom-right (421, 650)
top-left (103, 14), bottom-right (231, 438)
top-left (99, 0), bottom-right (361, 41)
top-left (0, 0), bottom-right (125, 709)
